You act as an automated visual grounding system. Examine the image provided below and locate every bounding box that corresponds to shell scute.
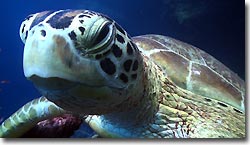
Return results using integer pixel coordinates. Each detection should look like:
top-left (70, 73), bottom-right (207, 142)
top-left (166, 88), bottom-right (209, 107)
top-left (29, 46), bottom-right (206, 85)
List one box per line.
top-left (133, 34), bottom-right (245, 111)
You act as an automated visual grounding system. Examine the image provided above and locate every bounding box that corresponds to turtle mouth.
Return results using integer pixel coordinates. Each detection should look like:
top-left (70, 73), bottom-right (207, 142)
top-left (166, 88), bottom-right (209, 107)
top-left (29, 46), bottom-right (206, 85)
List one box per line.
top-left (29, 75), bottom-right (78, 91)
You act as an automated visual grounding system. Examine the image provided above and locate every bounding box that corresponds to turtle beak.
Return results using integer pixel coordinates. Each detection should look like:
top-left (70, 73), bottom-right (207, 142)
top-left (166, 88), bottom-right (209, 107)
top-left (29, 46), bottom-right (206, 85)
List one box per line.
top-left (23, 32), bottom-right (79, 81)
top-left (22, 29), bottom-right (105, 86)
top-left (28, 75), bottom-right (77, 91)
top-left (23, 33), bottom-right (80, 92)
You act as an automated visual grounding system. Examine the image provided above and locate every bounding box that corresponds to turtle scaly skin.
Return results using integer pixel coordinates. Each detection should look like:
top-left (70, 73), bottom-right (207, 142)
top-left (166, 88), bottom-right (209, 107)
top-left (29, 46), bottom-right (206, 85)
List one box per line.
top-left (0, 10), bottom-right (245, 138)
top-left (0, 97), bottom-right (65, 137)
top-left (86, 42), bottom-right (245, 137)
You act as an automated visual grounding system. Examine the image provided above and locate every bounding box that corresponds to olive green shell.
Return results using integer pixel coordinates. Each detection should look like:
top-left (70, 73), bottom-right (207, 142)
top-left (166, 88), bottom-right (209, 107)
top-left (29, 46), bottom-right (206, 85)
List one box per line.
top-left (133, 34), bottom-right (245, 112)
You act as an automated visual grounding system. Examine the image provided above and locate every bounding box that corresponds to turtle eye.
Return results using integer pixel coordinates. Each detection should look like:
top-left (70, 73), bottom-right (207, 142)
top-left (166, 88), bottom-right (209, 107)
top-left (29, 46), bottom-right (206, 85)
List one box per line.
top-left (93, 23), bottom-right (111, 46)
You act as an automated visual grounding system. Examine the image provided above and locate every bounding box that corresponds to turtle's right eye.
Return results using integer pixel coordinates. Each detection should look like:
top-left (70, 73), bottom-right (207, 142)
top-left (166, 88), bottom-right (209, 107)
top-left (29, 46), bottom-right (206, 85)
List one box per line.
top-left (93, 22), bottom-right (112, 46)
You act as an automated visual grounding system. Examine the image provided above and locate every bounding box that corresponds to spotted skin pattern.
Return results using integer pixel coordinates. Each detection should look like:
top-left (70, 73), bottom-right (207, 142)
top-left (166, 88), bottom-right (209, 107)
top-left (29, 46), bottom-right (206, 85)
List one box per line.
top-left (20, 9), bottom-right (141, 88)
top-left (0, 9), bottom-right (245, 138)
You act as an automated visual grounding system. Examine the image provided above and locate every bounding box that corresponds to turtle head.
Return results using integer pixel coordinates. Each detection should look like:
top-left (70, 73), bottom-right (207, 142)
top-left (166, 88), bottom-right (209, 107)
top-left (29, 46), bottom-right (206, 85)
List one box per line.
top-left (20, 10), bottom-right (144, 114)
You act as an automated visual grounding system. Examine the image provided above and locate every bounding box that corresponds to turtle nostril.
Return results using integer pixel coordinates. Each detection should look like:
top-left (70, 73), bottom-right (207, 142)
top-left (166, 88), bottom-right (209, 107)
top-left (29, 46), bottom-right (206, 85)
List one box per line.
top-left (41, 30), bottom-right (46, 37)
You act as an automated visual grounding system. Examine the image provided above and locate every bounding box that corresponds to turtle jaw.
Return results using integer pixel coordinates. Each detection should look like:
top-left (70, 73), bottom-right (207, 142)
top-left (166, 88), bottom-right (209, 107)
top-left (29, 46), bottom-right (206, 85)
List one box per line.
top-left (28, 75), bottom-right (127, 115)
top-left (28, 75), bottom-right (78, 91)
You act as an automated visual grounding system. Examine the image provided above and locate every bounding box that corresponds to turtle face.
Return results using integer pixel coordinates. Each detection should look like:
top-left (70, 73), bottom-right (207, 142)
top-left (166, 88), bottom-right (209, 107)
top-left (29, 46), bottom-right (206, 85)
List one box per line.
top-left (20, 10), bottom-right (143, 114)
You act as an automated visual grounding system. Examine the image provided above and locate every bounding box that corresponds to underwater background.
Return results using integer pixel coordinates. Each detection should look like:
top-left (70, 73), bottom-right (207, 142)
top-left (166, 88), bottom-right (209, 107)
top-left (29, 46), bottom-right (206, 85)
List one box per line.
top-left (0, 0), bottom-right (245, 137)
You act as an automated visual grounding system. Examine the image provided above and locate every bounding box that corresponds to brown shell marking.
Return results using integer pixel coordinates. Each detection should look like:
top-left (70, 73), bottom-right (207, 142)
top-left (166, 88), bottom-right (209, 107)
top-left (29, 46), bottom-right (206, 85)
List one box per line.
top-left (133, 34), bottom-right (245, 111)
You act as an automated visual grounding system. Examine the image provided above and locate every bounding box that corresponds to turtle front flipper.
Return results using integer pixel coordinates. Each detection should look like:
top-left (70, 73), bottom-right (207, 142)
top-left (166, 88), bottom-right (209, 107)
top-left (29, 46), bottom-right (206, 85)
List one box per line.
top-left (0, 96), bottom-right (66, 138)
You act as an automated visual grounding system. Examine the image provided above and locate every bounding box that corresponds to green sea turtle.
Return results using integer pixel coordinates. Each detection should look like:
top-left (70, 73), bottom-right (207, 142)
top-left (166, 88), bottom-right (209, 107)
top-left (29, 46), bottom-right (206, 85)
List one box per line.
top-left (0, 9), bottom-right (245, 138)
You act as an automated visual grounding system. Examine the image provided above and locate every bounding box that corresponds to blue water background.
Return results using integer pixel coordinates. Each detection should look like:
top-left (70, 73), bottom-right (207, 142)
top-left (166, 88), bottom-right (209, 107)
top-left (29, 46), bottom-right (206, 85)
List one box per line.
top-left (0, 0), bottom-right (245, 123)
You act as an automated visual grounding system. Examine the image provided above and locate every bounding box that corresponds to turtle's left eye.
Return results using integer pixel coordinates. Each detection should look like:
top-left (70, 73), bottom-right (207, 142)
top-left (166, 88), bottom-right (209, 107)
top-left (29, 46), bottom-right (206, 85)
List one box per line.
top-left (93, 23), bottom-right (111, 46)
